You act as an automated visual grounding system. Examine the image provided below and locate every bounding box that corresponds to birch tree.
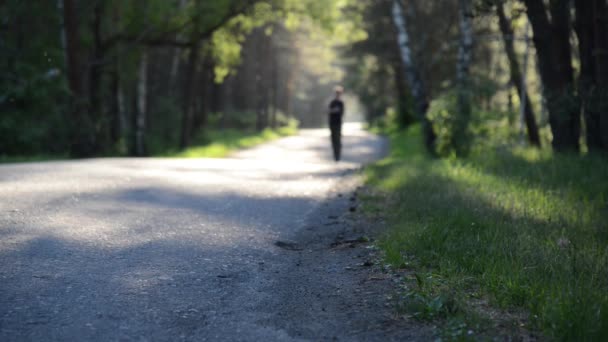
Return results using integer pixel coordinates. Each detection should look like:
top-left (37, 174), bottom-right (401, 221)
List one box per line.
top-left (391, 0), bottom-right (436, 153)
top-left (454, 0), bottom-right (474, 155)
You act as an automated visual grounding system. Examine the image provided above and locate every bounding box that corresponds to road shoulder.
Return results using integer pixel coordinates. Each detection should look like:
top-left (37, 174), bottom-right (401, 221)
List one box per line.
top-left (256, 170), bottom-right (436, 341)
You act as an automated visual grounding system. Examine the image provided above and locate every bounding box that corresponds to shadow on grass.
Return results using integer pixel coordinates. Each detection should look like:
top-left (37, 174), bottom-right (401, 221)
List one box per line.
top-left (0, 154), bottom-right (68, 164)
top-left (367, 127), bottom-right (608, 340)
top-left (472, 147), bottom-right (608, 204)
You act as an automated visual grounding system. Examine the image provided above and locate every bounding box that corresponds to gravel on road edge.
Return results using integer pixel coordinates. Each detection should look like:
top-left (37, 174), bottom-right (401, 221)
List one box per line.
top-left (257, 169), bottom-right (436, 341)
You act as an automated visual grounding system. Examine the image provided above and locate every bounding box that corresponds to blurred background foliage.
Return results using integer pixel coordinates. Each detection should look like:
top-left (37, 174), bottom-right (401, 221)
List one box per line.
top-left (0, 0), bottom-right (606, 158)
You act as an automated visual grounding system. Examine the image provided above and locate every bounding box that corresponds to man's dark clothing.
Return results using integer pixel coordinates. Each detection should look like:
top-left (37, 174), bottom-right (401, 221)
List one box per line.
top-left (328, 99), bottom-right (344, 161)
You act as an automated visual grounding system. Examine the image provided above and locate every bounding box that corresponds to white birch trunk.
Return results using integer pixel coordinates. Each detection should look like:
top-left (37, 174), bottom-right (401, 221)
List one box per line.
top-left (455, 0), bottom-right (474, 153)
top-left (136, 50), bottom-right (148, 156)
top-left (457, 0), bottom-right (474, 96)
top-left (391, 0), bottom-right (424, 111)
top-left (391, 0), bottom-right (436, 151)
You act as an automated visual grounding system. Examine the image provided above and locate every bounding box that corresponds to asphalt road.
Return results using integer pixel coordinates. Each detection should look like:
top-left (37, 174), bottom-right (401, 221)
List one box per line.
top-left (0, 124), bottom-right (429, 341)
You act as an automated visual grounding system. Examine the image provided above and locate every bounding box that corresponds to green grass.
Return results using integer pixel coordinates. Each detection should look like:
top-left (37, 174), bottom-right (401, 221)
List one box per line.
top-left (1, 125), bottom-right (297, 163)
top-left (0, 154), bottom-right (68, 164)
top-left (161, 125), bottom-right (297, 158)
top-left (365, 125), bottom-right (608, 340)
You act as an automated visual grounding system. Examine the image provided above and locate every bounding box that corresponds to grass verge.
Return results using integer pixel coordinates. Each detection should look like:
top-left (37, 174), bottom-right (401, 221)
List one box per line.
top-left (0, 125), bottom-right (298, 164)
top-left (161, 125), bottom-right (297, 158)
top-left (0, 154), bottom-right (68, 164)
top-left (364, 125), bottom-right (608, 340)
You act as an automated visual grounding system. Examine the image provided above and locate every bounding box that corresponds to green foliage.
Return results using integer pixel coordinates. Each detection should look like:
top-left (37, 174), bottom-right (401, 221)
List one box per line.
top-left (210, 2), bottom-right (277, 82)
top-left (345, 54), bottom-right (395, 124)
top-left (0, 154), bottom-right (69, 164)
top-left (366, 125), bottom-right (608, 340)
top-left (209, 110), bottom-right (258, 129)
top-left (397, 273), bottom-right (463, 321)
top-left (145, 97), bottom-right (183, 154)
top-left (427, 90), bottom-right (477, 157)
top-left (429, 77), bottom-right (511, 158)
top-left (209, 0), bottom-right (364, 84)
top-left (0, 1), bottom-right (70, 155)
top-left (206, 110), bottom-right (297, 130)
top-left (427, 92), bottom-right (460, 157)
top-left (341, 0), bottom-right (399, 125)
top-left (1, 0), bottom-right (368, 159)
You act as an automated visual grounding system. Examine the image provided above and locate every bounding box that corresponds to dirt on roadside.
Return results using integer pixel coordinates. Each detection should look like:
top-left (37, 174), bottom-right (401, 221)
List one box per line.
top-left (255, 170), bottom-right (436, 341)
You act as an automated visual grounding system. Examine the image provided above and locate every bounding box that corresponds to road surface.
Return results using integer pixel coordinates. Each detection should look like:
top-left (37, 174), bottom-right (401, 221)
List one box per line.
top-left (0, 124), bottom-right (432, 341)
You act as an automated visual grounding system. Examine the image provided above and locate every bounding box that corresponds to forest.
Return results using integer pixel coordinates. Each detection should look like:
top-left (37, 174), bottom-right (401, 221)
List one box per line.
top-left (1, 0), bottom-right (607, 158)
top-left (1, 0), bottom-right (358, 158)
top-left (2, 0), bottom-right (608, 339)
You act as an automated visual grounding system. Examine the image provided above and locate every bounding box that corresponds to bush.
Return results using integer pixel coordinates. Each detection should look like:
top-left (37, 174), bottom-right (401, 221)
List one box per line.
top-left (427, 91), bottom-right (460, 157)
top-left (0, 67), bottom-right (70, 156)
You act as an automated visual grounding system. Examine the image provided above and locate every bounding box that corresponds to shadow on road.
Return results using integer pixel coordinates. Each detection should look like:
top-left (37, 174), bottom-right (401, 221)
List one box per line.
top-left (0, 126), bottom-right (390, 340)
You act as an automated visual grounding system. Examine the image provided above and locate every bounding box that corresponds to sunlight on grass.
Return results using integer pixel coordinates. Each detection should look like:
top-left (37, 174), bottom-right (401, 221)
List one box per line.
top-left (365, 124), bottom-right (608, 340)
top-left (165, 125), bottom-right (297, 159)
top-left (1, 127), bottom-right (297, 163)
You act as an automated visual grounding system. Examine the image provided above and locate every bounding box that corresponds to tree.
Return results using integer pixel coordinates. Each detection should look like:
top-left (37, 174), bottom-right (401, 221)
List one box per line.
top-left (391, 0), bottom-right (436, 153)
top-left (3, 0), bottom-right (369, 157)
top-left (454, 0), bottom-right (475, 155)
top-left (523, 0), bottom-right (579, 152)
top-left (575, 0), bottom-right (608, 154)
top-left (63, 0), bottom-right (96, 157)
top-left (496, 2), bottom-right (540, 146)
top-left (135, 49), bottom-right (148, 156)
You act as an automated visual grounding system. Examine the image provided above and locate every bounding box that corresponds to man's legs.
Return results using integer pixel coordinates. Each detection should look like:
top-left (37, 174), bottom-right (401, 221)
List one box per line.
top-left (330, 122), bottom-right (341, 161)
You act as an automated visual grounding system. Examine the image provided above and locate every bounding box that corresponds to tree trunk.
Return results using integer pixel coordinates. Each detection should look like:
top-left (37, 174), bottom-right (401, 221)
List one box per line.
top-left (56, 0), bottom-right (67, 68)
top-left (497, 3), bottom-right (541, 147)
top-left (262, 33), bottom-right (272, 129)
top-left (507, 81), bottom-right (514, 114)
top-left (255, 31), bottom-right (270, 131)
top-left (168, 0), bottom-right (188, 93)
top-left (391, 0), bottom-right (436, 153)
top-left (593, 0), bottom-right (608, 151)
top-left (455, 0), bottom-right (474, 155)
top-left (270, 38), bottom-right (279, 129)
top-left (89, 1), bottom-right (105, 153)
top-left (524, 0), bottom-right (580, 152)
top-left (135, 50), bottom-right (148, 156)
top-left (63, 0), bottom-right (95, 157)
top-left (109, 67), bottom-right (122, 146)
top-left (211, 77), bottom-right (222, 113)
top-left (193, 55), bottom-right (212, 133)
top-left (109, 2), bottom-right (125, 152)
top-left (179, 42), bottom-right (200, 149)
top-left (575, 0), bottom-right (608, 153)
top-left (284, 45), bottom-right (296, 121)
top-left (394, 62), bottom-right (414, 128)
